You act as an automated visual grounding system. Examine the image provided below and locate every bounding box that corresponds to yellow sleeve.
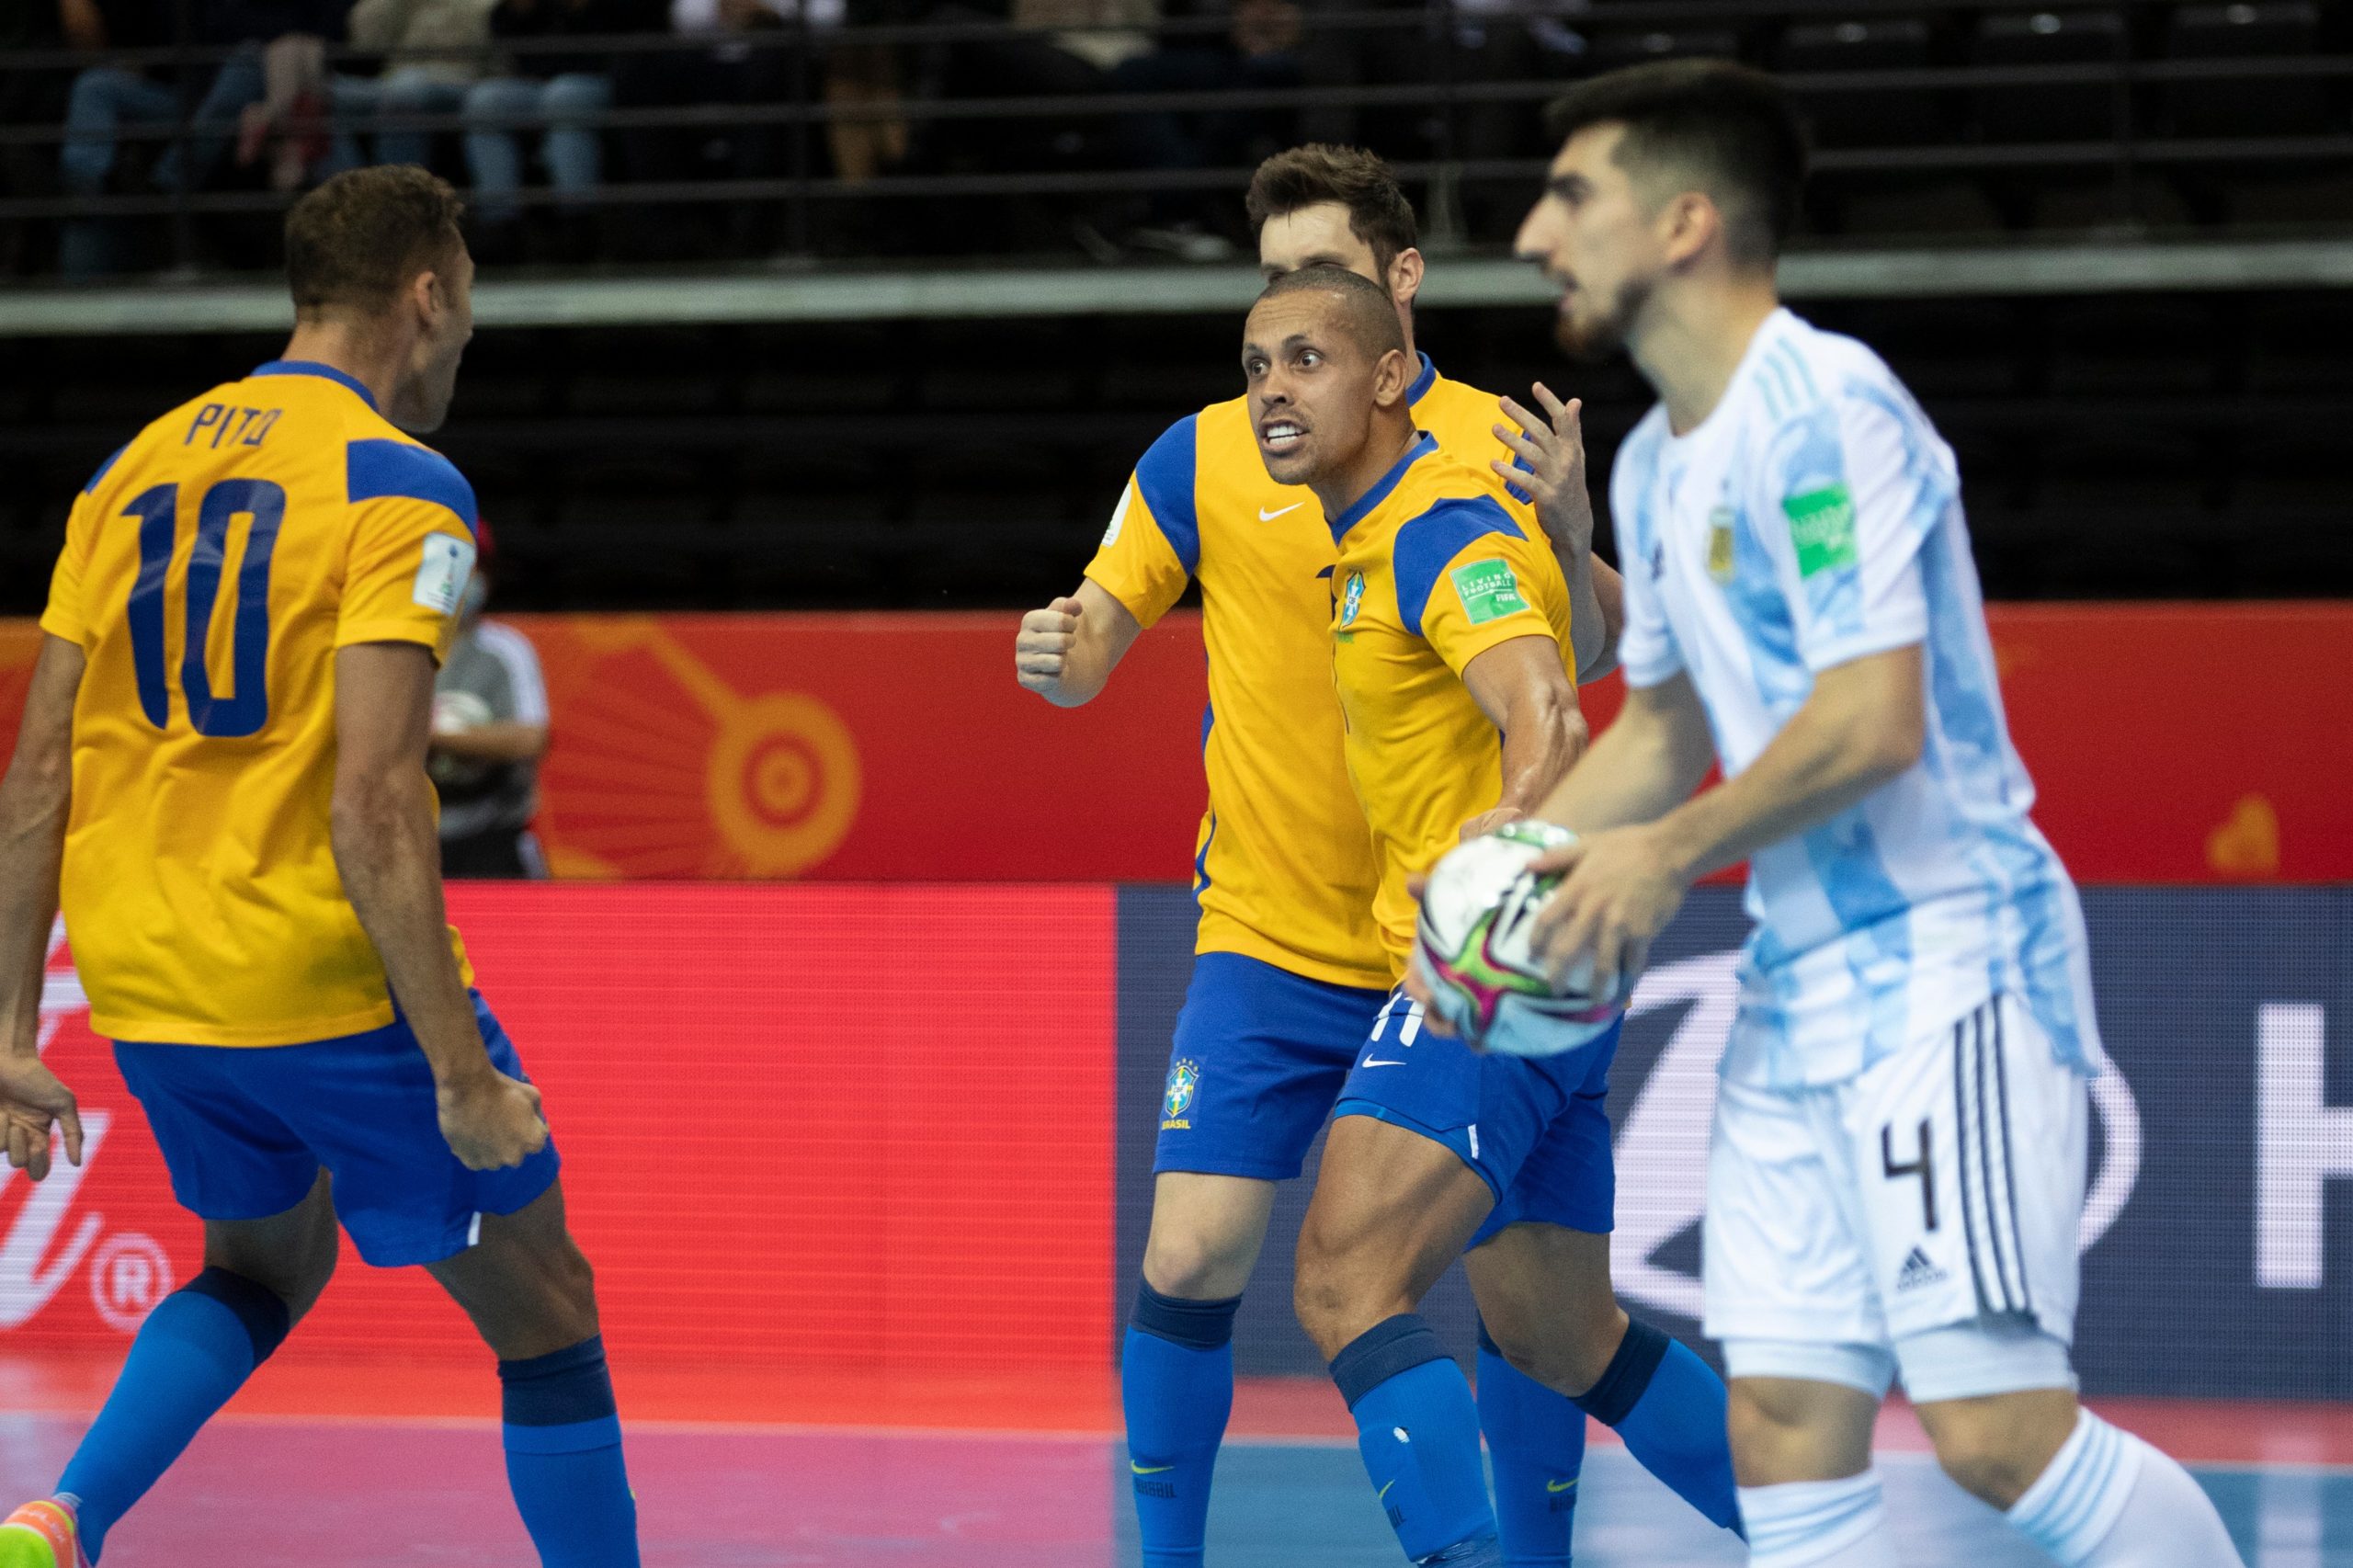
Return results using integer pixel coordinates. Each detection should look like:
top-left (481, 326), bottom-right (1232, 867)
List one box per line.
top-left (336, 497), bottom-right (477, 663)
top-left (1080, 415), bottom-right (1200, 630)
top-left (1399, 498), bottom-right (1563, 677)
top-left (37, 487), bottom-right (101, 646)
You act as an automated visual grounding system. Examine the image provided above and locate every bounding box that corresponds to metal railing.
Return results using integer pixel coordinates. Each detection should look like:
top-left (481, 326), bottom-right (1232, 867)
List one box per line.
top-left (0, 0), bottom-right (2348, 274)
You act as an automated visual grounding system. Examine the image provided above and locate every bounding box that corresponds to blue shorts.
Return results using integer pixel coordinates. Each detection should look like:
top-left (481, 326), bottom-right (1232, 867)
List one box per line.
top-left (113, 992), bottom-right (561, 1268)
top-left (1335, 990), bottom-right (1621, 1248)
top-left (1154, 952), bottom-right (1392, 1181)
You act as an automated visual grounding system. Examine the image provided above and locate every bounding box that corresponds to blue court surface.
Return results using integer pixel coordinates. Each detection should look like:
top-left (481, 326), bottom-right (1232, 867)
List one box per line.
top-left (0, 1415), bottom-right (2338, 1565)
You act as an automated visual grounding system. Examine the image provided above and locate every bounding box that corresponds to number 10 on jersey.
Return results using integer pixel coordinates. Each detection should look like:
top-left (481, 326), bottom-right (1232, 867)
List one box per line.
top-left (119, 480), bottom-right (287, 739)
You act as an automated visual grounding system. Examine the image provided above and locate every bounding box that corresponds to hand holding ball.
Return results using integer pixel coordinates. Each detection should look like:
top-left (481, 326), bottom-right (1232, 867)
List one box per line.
top-left (1410, 821), bottom-right (1627, 1058)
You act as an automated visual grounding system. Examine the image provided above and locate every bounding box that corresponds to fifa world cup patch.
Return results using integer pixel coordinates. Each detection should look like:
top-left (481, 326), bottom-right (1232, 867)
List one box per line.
top-left (1100, 485), bottom-right (1134, 548)
top-left (1449, 559), bottom-right (1529, 625)
top-left (413, 532), bottom-right (477, 615)
top-left (1161, 1057), bottom-right (1199, 1130)
top-left (1782, 483), bottom-right (1859, 577)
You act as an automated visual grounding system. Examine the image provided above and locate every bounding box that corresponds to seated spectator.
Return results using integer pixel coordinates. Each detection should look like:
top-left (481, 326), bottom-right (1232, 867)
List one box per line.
top-left (611, 0), bottom-right (844, 257)
top-left (56, 0), bottom-right (345, 275)
top-left (464, 0), bottom-right (664, 260)
top-left (3, 0), bottom-right (74, 274)
top-left (907, 0), bottom-right (1154, 250)
top-left (323, 0), bottom-right (497, 180)
top-left (1110, 0), bottom-right (1304, 256)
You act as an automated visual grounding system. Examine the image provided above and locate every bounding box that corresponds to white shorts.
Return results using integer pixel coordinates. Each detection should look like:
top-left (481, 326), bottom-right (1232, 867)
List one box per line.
top-left (1704, 994), bottom-right (2088, 1399)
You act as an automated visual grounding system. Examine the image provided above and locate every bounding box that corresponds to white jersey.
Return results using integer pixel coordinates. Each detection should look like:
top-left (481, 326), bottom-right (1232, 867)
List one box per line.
top-left (1611, 308), bottom-right (2099, 1090)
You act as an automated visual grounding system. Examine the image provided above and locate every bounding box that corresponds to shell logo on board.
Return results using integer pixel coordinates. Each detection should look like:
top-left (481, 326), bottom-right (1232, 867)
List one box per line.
top-left (532, 620), bottom-right (861, 880)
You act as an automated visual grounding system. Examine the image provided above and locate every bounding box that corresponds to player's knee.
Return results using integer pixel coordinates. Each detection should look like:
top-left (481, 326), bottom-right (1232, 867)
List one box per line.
top-left (1725, 1371), bottom-right (1881, 1486)
top-left (1928, 1418), bottom-right (2047, 1508)
top-left (1142, 1226), bottom-right (1249, 1301)
top-left (540, 1232), bottom-right (601, 1335)
top-left (1487, 1303), bottom-right (1625, 1397)
top-left (1290, 1236), bottom-right (1370, 1359)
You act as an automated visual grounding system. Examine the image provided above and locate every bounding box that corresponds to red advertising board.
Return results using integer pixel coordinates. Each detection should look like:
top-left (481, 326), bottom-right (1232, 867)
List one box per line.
top-left (2, 604), bottom-right (2347, 884)
top-left (2, 885), bottom-right (1117, 1373)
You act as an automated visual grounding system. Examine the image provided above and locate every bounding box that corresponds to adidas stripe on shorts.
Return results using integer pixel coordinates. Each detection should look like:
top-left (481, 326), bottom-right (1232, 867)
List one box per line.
top-left (1702, 992), bottom-right (2088, 1373)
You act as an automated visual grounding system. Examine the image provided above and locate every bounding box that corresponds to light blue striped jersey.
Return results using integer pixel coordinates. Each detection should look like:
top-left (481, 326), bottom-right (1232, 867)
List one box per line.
top-left (1610, 309), bottom-right (2099, 1089)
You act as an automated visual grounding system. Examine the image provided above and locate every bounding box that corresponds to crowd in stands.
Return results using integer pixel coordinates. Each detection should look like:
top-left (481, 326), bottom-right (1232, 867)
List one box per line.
top-left (2, 0), bottom-right (2347, 277)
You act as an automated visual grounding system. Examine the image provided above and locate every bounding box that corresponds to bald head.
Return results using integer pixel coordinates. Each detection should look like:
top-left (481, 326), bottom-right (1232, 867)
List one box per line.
top-left (1252, 265), bottom-right (1408, 362)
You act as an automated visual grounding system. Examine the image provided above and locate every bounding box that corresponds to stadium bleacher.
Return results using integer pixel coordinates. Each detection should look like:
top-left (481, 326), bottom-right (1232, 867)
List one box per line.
top-left (1, 0), bottom-right (2348, 608)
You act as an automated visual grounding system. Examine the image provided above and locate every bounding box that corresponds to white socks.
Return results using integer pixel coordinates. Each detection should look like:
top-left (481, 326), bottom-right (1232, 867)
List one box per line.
top-left (1739, 1471), bottom-right (1896, 1567)
top-left (2006, 1409), bottom-right (2246, 1567)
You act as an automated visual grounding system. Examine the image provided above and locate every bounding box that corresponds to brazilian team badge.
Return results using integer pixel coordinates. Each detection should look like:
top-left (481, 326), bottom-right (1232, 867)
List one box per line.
top-left (1338, 570), bottom-right (1366, 629)
top-left (1162, 1058), bottom-right (1200, 1130)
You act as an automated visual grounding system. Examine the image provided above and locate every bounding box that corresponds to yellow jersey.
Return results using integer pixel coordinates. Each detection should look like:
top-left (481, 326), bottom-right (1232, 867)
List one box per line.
top-left (1329, 433), bottom-right (1576, 979)
top-left (1086, 355), bottom-right (1540, 992)
top-left (40, 360), bottom-right (479, 1047)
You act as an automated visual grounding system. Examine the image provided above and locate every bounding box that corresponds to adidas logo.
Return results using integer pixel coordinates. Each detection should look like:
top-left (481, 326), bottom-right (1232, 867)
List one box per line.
top-left (1895, 1245), bottom-right (1949, 1292)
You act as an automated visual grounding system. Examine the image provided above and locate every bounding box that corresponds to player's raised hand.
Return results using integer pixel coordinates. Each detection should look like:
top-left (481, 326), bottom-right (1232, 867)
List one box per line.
top-left (436, 1069), bottom-right (549, 1171)
top-left (1493, 387), bottom-right (1594, 557)
top-left (1015, 596), bottom-right (1086, 697)
top-left (0, 1053), bottom-right (84, 1182)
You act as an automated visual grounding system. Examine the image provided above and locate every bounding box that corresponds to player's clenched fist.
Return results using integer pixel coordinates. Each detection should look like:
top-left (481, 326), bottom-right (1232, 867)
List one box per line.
top-left (436, 1070), bottom-right (550, 1171)
top-left (1015, 595), bottom-right (1086, 697)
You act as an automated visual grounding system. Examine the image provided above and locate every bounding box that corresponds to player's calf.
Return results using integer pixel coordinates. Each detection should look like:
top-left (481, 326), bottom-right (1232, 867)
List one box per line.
top-left (1126, 1174), bottom-right (1273, 1568)
top-left (1915, 1389), bottom-right (2249, 1568)
top-left (427, 1185), bottom-right (639, 1568)
top-left (1295, 1119), bottom-right (1503, 1566)
top-left (1470, 1224), bottom-right (1743, 1537)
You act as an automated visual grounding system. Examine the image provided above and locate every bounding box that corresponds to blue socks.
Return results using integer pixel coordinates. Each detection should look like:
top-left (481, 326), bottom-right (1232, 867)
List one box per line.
top-left (1476, 1320), bottom-right (1585, 1566)
top-left (1332, 1315), bottom-right (1501, 1567)
top-left (1122, 1282), bottom-right (1242, 1568)
top-left (59, 1267), bottom-right (290, 1561)
top-left (499, 1335), bottom-right (640, 1567)
top-left (1573, 1319), bottom-right (1741, 1535)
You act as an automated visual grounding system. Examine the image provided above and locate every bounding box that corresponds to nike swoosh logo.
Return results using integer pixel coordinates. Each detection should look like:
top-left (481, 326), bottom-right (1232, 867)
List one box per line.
top-left (1258, 504), bottom-right (1304, 521)
top-left (1359, 1058), bottom-right (1407, 1068)
top-left (1378, 1481), bottom-right (1396, 1502)
top-left (1546, 1478), bottom-right (1579, 1494)
top-left (1131, 1463), bottom-right (1176, 1475)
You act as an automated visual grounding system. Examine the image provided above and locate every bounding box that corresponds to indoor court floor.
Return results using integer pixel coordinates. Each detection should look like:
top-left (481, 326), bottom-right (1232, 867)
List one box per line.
top-left (1, 1362), bottom-right (2344, 1566)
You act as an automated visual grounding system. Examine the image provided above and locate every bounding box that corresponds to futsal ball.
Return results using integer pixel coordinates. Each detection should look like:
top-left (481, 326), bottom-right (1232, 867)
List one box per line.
top-left (1411, 821), bottom-right (1627, 1059)
top-left (428, 690), bottom-right (495, 790)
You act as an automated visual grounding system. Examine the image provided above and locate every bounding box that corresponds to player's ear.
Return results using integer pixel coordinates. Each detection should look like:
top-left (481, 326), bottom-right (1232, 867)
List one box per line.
top-left (1387, 247), bottom-right (1425, 310)
top-left (1372, 347), bottom-right (1409, 407)
top-left (1659, 190), bottom-right (1718, 271)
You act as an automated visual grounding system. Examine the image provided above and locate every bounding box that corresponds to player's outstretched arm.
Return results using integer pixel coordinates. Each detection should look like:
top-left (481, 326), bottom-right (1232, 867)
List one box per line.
top-left (1013, 577), bottom-right (1144, 708)
top-left (332, 642), bottom-right (547, 1173)
top-left (1458, 634), bottom-right (1588, 840)
top-left (0, 634), bottom-right (87, 1180)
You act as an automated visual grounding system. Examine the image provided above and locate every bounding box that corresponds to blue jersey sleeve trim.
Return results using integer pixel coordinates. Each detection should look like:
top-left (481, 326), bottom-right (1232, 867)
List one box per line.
top-left (1404, 353), bottom-right (1438, 407)
top-left (251, 359), bottom-right (381, 411)
top-left (1134, 415), bottom-right (1201, 574)
top-left (81, 442), bottom-right (129, 495)
top-left (347, 439), bottom-right (479, 536)
top-left (1393, 494), bottom-right (1523, 639)
top-left (1328, 432), bottom-right (1438, 542)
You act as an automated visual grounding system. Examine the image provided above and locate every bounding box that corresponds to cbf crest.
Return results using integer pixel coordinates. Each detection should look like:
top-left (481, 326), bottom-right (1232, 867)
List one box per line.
top-left (1162, 1057), bottom-right (1200, 1130)
top-left (1338, 570), bottom-right (1367, 630)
